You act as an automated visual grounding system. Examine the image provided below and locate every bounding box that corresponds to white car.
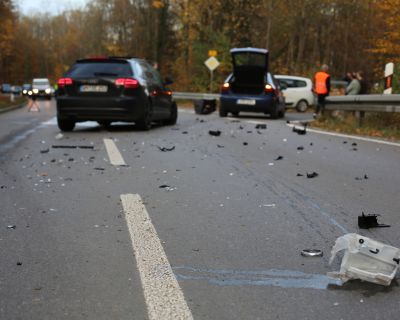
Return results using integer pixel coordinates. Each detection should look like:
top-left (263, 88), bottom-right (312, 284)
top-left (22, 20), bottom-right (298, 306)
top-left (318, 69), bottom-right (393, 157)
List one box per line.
top-left (32, 78), bottom-right (52, 99)
top-left (275, 75), bottom-right (314, 112)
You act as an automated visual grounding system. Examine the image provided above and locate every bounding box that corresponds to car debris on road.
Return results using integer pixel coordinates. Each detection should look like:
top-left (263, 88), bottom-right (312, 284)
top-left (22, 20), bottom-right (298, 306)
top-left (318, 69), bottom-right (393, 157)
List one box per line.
top-left (358, 213), bottom-right (390, 229)
top-left (209, 130), bottom-right (221, 137)
top-left (328, 233), bottom-right (400, 286)
top-left (157, 146), bottom-right (175, 152)
top-left (306, 172), bottom-right (319, 178)
top-left (301, 249), bottom-right (323, 257)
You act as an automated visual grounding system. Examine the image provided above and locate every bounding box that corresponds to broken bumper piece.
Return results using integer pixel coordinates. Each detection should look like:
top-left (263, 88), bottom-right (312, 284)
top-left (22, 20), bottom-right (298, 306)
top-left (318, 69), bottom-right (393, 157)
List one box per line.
top-left (328, 233), bottom-right (400, 286)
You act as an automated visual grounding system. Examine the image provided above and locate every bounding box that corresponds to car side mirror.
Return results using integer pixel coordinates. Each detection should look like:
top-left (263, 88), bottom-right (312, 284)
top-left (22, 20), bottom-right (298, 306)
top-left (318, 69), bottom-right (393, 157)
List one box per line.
top-left (164, 77), bottom-right (174, 86)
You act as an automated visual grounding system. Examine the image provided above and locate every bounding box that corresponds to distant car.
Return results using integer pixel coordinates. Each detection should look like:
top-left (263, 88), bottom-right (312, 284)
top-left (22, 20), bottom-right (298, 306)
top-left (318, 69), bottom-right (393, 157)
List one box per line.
top-left (22, 84), bottom-right (32, 96)
top-left (32, 78), bottom-right (52, 99)
top-left (275, 75), bottom-right (314, 112)
top-left (1, 84), bottom-right (12, 94)
top-left (219, 48), bottom-right (285, 119)
top-left (56, 57), bottom-right (177, 132)
top-left (11, 86), bottom-right (22, 95)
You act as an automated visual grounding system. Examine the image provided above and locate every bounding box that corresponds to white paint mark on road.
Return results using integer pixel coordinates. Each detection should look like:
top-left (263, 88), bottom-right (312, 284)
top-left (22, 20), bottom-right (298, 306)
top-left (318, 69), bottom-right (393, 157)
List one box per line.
top-left (103, 139), bottom-right (126, 166)
top-left (120, 194), bottom-right (193, 320)
top-left (286, 123), bottom-right (400, 147)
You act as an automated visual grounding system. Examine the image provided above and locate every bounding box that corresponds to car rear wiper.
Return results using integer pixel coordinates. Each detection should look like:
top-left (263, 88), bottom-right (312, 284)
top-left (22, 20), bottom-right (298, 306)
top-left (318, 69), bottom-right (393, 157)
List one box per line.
top-left (93, 72), bottom-right (118, 76)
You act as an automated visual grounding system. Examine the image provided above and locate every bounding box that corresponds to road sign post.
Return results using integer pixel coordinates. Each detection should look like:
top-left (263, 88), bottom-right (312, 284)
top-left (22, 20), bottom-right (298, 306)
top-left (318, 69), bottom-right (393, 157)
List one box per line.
top-left (204, 56), bottom-right (220, 93)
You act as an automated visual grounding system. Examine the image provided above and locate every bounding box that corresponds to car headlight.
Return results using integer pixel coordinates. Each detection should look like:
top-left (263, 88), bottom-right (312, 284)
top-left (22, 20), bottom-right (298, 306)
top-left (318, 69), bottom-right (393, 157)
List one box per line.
top-left (23, 90), bottom-right (27, 94)
top-left (28, 91), bottom-right (33, 95)
top-left (45, 88), bottom-right (51, 94)
top-left (33, 89), bottom-right (39, 94)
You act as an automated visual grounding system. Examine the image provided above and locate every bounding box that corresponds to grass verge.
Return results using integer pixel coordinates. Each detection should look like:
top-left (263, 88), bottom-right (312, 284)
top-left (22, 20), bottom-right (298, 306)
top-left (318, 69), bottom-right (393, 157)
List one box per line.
top-left (0, 95), bottom-right (26, 110)
top-left (311, 112), bottom-right (400, 141)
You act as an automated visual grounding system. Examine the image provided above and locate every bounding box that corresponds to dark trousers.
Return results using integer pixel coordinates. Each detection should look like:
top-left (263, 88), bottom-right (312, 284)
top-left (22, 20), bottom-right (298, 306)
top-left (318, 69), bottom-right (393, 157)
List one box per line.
top-left (316, 94), bottom-right (328, 114)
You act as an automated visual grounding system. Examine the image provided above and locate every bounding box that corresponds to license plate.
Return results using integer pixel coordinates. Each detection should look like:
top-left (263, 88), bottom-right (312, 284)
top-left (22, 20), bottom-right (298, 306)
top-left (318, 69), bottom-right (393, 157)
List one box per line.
top-left (80, 85), bottom-right (108, 93)
top-left (237, 99), bottom-right (256, 106)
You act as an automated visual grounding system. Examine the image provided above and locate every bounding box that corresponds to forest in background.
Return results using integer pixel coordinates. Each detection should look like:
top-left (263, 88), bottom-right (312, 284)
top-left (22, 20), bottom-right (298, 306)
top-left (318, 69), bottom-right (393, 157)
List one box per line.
top-left (0, 0), bottom-right (399, 92)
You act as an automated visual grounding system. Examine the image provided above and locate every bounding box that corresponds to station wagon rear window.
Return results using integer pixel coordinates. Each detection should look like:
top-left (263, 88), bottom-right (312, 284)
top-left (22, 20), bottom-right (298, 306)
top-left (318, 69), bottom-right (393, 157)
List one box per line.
top-left (67, 62), bottom-right (133, 77)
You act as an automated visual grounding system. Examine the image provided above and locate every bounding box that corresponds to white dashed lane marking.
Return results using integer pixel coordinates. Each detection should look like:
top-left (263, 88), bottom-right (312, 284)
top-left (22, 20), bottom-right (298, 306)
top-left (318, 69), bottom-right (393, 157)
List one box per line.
top-left (120, 194), bottom-right (193, 320)
top-left (103, 138), bottom-right (126, 166)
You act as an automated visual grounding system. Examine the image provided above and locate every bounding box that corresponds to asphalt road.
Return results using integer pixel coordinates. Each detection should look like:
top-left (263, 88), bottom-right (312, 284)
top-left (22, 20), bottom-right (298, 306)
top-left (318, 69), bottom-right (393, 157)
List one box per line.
top-left (1, 99), bottom-right (400, 320)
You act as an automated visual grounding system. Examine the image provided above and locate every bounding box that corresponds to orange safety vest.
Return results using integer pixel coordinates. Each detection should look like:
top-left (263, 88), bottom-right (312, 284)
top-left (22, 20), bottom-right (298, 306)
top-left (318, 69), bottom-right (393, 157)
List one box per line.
top-left (314, 71), bottom-right (329, 94)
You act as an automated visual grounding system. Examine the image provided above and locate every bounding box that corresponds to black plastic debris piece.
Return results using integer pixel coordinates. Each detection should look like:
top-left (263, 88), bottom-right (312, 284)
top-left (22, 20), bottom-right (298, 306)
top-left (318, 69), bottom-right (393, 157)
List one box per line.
top-left (306, 172), bottom-right (318, 178)
top-left (40, 148), bottom-right (49, 154)
top-left (208, 130), bottom-right (221, 137)
top-left (364, 174), bottom-right (369, 179)
top-left (358, 212), bottom-right (390, 229)
top-left (255, 124), bottom-right (267, 129)
top-left (275, 156), bottom-right (283, 161)
top-left (182, 131), bottom-right (188, 134)
top-left (68, 158), bottom-right (74, 162)
top-left (247, 131), bottom-right (253, 134)
top-left (50, 159), bottom-right (56, 163)
top-left (355, 174), bottom-right (369, 181)
top-left (16, 262), bottom-right (22, 266)
top-left (239, 126), bottom-right (244, 130)
top-left (52, 145), bottom-right (94, 149)
top-left (1, 185), bottom-right (7, 189)
top-left (352, 147), bottom-right (358, 151)
top-left (296, 173), bottom-right (304, 177)
top-left (157, 146), bottom-right (175, 152)
top-left (343, 141), bottom-right (348, 144)
top-left (310, 142), bottom-right (313, 146)
top-left (352, 142), bottom-right (358, 146)
top-left (217, 145), bottom-right (225, 148)
top-left (292, 124), bottom-right (307, 135)
top-left (159, 185), bottom-right (176, 191)
top-left (7, 225), bottom-right (16, 229)
top-left (94, 167), bottom-right (105, 171)
top-left (297, 146), bottom-right (304, 150)
top-left (243, 142), bottom-right (248, 146)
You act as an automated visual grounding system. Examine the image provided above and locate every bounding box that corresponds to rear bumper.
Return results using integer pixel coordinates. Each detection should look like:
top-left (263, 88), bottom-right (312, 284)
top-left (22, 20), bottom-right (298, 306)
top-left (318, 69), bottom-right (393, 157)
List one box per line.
top-left (220, 94), bottom-right (279, 113)
top-left (56, 96), bottom-right (145, 122)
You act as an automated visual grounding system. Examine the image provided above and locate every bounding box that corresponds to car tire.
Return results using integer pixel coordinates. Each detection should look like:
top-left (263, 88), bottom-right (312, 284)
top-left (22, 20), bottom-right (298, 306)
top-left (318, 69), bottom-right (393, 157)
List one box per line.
top-left (164, 102), bottom-right (178, 125)
top-left (219, 105), bottom-right (228, 117)
top-left (270, 106), bottom-right (279, 119)
top-left (296, 100), bottom-right (308, 112)
top-left (136, 102), bottom-right (152, 131)
top-left (57, 116), bottom-right (75, 132)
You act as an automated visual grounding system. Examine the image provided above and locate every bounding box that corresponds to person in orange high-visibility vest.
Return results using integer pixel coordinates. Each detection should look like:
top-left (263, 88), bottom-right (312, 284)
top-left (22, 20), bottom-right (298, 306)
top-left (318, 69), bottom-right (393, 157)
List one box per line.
top-left (313, 64), bottom-right (330, 117)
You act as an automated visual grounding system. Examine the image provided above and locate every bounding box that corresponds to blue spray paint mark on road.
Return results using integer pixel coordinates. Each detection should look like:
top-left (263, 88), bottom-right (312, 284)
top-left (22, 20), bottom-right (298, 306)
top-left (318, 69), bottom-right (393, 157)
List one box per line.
top-left (174, 266), bottom-right (342, 290)
top-left (306, 200), bottom-right (349, 234)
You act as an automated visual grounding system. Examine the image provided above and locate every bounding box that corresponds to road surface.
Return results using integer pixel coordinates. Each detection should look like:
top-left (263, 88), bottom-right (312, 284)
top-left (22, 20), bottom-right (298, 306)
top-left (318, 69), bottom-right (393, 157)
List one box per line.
top-left (1, 99), bottom-right (400, 319)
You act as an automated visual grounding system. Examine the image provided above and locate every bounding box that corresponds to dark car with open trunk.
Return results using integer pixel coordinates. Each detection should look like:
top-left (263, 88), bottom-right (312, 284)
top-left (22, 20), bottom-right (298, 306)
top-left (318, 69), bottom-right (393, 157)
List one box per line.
top-left (56, 57), bottom-right (177, 131)
top-left (219, 48), bottom-right (285, 118)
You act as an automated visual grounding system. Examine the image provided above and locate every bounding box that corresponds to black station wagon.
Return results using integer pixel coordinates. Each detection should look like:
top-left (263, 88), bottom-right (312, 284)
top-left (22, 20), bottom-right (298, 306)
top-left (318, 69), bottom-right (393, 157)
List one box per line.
top-left (56, 57), bottom-right (177, 131)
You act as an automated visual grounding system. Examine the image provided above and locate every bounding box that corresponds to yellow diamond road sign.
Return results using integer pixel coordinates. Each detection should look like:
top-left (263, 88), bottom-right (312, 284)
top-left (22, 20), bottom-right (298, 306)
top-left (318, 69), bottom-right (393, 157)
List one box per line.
top-left (205, 57), bottom-right (220, 71)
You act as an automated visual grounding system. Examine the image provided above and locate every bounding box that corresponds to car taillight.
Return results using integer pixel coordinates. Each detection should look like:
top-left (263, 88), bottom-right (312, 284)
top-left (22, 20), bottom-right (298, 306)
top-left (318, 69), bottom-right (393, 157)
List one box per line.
top-left (58, 78), bottom-right (73, 87)
top-left (265, 84), bottom-right (274, 94)
top-left (115, 78), bottom-right (140, 89)
top-left (221, 82), bottom-right (230, 93)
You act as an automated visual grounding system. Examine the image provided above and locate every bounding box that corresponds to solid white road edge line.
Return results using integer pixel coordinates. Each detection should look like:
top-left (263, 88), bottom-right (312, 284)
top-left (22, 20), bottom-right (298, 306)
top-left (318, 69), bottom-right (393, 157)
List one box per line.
top-left (103, 138), bottom-right (127, 166)
top-left (286, 123), bottom-right (400, 147)
top-left (120, 194), bottom-right (193, 320)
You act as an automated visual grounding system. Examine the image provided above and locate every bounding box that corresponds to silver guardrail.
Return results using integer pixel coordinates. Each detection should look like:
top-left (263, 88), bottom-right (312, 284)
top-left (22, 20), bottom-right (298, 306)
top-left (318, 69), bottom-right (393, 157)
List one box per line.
top-left (173, 92), bottom-right (220, 100)
top-left (325, 94), bottom-right (400, 113)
